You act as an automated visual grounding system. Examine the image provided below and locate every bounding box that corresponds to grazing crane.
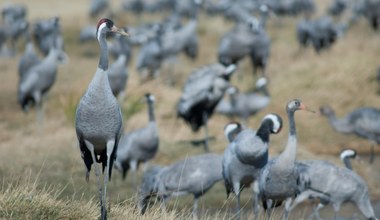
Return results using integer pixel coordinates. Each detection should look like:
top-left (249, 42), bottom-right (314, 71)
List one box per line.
top-left (177, 63), bottom-right (237, 152)
top-left (138, 154), bottom-right (223, 219)
top-left (17, 30), bottom-right (67, 124)
top-left (320, 105), bottom-right (380, 163)
top-left (114, 93), bottom-right (159, 186)
top-left (216, 77), bottom-right (270, 125)
top-left (283, 149), bottom-right (378, 220)
top-left (75, 18), bottom-right (128, 220)
top-left (258, 99), bottom-right (314, 218)
top-left (222, 113), bottom-right (283, 219)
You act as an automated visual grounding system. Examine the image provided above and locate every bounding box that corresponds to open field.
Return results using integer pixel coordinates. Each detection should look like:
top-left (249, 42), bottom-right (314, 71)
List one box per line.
top-left (1, 0), bottom-right (380, 219)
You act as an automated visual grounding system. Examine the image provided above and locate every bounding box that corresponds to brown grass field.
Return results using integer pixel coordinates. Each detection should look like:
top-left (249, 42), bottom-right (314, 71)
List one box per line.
top-left (1, 0), bottom-right (380, 219)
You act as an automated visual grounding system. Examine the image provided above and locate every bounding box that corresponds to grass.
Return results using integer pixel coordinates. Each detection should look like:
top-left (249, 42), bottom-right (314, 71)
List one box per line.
top-left (1, 0), bottom-right (380, 219)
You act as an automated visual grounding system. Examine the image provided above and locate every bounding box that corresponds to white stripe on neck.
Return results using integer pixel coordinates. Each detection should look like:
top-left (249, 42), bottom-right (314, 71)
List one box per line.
top-left (97, 23), bottom-right (108, 42)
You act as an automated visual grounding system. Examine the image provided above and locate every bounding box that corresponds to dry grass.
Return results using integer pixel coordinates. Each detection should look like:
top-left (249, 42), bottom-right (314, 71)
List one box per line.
top-left (0, 0), bottom-right (380, 219)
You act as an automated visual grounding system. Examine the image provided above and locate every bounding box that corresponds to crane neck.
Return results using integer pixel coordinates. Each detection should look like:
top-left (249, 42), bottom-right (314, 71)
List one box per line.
top-left (98, 32), bottom-right (109, 71)
top-left (276, 110), bottom-right (297, 169)
top-left (342, 157), bottom-right (353, 170)
top-left (256, 119), bottom-right (272, 143)
top-left (147, 101), bottom-right (155, 122)
top-left (326, 113), bottom-right (353, 134)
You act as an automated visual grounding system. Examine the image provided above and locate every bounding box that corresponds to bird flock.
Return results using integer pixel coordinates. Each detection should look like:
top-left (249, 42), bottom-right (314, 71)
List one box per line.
top-left (1, 0), bottom-right (380, 219)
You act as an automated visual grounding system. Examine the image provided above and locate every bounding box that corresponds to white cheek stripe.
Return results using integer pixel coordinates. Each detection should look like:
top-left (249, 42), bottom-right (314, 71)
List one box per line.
top-left (340, 149), bottom-right (355, 160)
top-left (263, 114), bottom-right (280, 133)
top-left (224, 123), bottom-right (238, 139)
top-left (97, 23), bottom-right (108, 42)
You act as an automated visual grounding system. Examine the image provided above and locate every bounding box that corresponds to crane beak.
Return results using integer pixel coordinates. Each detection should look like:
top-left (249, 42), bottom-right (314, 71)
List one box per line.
top-left (300, 103), bottom-right (316, 113)
top-left (111, 26), bottom-right (129, 36)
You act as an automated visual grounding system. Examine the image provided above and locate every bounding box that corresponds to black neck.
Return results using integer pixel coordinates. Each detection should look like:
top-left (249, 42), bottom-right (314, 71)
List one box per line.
top-left (256, 119), bottom-right (272, 143)
top-left (343, 157), bottom-right (353, 170)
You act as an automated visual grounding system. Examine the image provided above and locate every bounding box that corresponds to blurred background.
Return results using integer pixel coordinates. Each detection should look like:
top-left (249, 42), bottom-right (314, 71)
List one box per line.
top-left (0, 0), bottom-right (379, 219)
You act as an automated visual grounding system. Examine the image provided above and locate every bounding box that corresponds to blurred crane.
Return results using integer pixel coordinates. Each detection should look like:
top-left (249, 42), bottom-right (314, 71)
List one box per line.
top-left (138, 154), bottom-right (223, 219)
top-left (114, 93), bottom-right (159, 186)
top-left (177, 63), bottom-right (236, 152)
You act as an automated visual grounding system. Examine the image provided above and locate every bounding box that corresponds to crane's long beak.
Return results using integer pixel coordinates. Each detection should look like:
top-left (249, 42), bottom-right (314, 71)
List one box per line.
top-left (300, 103), bottom-right (316, 113)
top-left (111, 26), bottom-right (129, 36)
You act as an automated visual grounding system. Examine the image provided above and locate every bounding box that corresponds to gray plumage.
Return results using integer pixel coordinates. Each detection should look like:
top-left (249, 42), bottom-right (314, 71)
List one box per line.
top-left (320, 105), bottom-right (380, 163)
top-left (215, 77), bottom-right (270, 124)
top-left (284, 156), bottom-right (378, 220)
top-left (75, 18), bottom-right (127, 220)
top-left (138, 153), bottom-right (223, 218)
top-left (218, 20), bottom-right (270, 77)
top-left (18, 36), bottom-right (40, 80)
top-left (136, 20), bottom-right (198, 80)
top-left (32, 17), bottom-right (64, 56)
top-left (362, 0), bottom-right (380, 30)
top-left (296, 16), bottom-right (347, 53)
top-left (222, 113), bottom-right (282, 219)
top-left (89, 0), bottom-right (108, 18)
top-left (17, 46), bottom-right (66, 121)
top-left (108, 53), bottom-right (128, 102)
top-left (114, 93), bottom-right (158, 182)
top-left (177, 63), bottom-right (236, 152)
top-left (1, 4), bottom-right (28, 51)
top-left (327, 0), bottom-right (348, 16)
top-left (258, 99), bottom-right (312, 217)
top-left (79, 25), bottom-right (97, 43)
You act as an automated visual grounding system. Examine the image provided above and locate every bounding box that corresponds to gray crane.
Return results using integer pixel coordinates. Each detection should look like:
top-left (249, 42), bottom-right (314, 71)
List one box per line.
top-left (177, 63), bottom-right (237, 152)
top-left (32, 17), bottom-right (64, 56)
top-left (283, 149), bottom-right (378, 220)
top-left (218, 19), bottom-right (270, 79)
top-left (296, 16), bottom-right (347, 53)
top-left (138, 153), bottom-right (223, 219)
top-left (362, 0), bottom-right (380, 30)
top-left (258, 99), bottom-right (314, 218)
top-left (107, 35), bottom-right (130, 103)
top-left (216, 77), bottom-right (270, 125)
top-left (114, 93), bottom-right (159, 185)
top-left (17, 34), bottom-right (67, 124)
top-left (136, 19), bottom-right (198, 82)
top-left (320, 105), bottom-right (380, 163)
top-left (89, 0), bottom-right (108, 18)
top-left (222, 113), bottom-right (283, 219)
top-left (75, 18), bottom-right (127, 220)
top-left (18, 33), bottom-right (40, 80)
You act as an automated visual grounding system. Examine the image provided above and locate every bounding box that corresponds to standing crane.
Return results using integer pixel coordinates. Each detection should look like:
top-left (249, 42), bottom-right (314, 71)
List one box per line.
top-left (177, 63), bottom-right (236, 152)
top-left (75, 18), bottom-right (128, 220)
top-left (320, 105), bottom-right (380, 163)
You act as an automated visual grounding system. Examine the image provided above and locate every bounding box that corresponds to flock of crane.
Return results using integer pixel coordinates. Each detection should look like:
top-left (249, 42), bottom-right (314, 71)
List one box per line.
top-left (1, 0), bottom-right (380, 219)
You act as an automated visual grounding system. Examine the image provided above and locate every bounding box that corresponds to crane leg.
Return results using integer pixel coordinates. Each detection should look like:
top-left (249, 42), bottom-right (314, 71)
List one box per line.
top-left (192, 196), bottom-right (199, 220)
top-left (130, 160), bottom-right (138, 189)
top-left (252, 181), bottom-right (260, 220)
top-left (233, 184), bottom-right (241, 220)
top-left (203, 113), bottom-right (210, 152)
top-left (84, 140), bottom-right (105, 220)
top-left (101, 140), bottom-right (115, 220)
top-left (282, 197), bottom-right (293, 220)
top-left (369, 143), bottom-right (375, 164)
top-left (265, 199), bottom-right (273, 220)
